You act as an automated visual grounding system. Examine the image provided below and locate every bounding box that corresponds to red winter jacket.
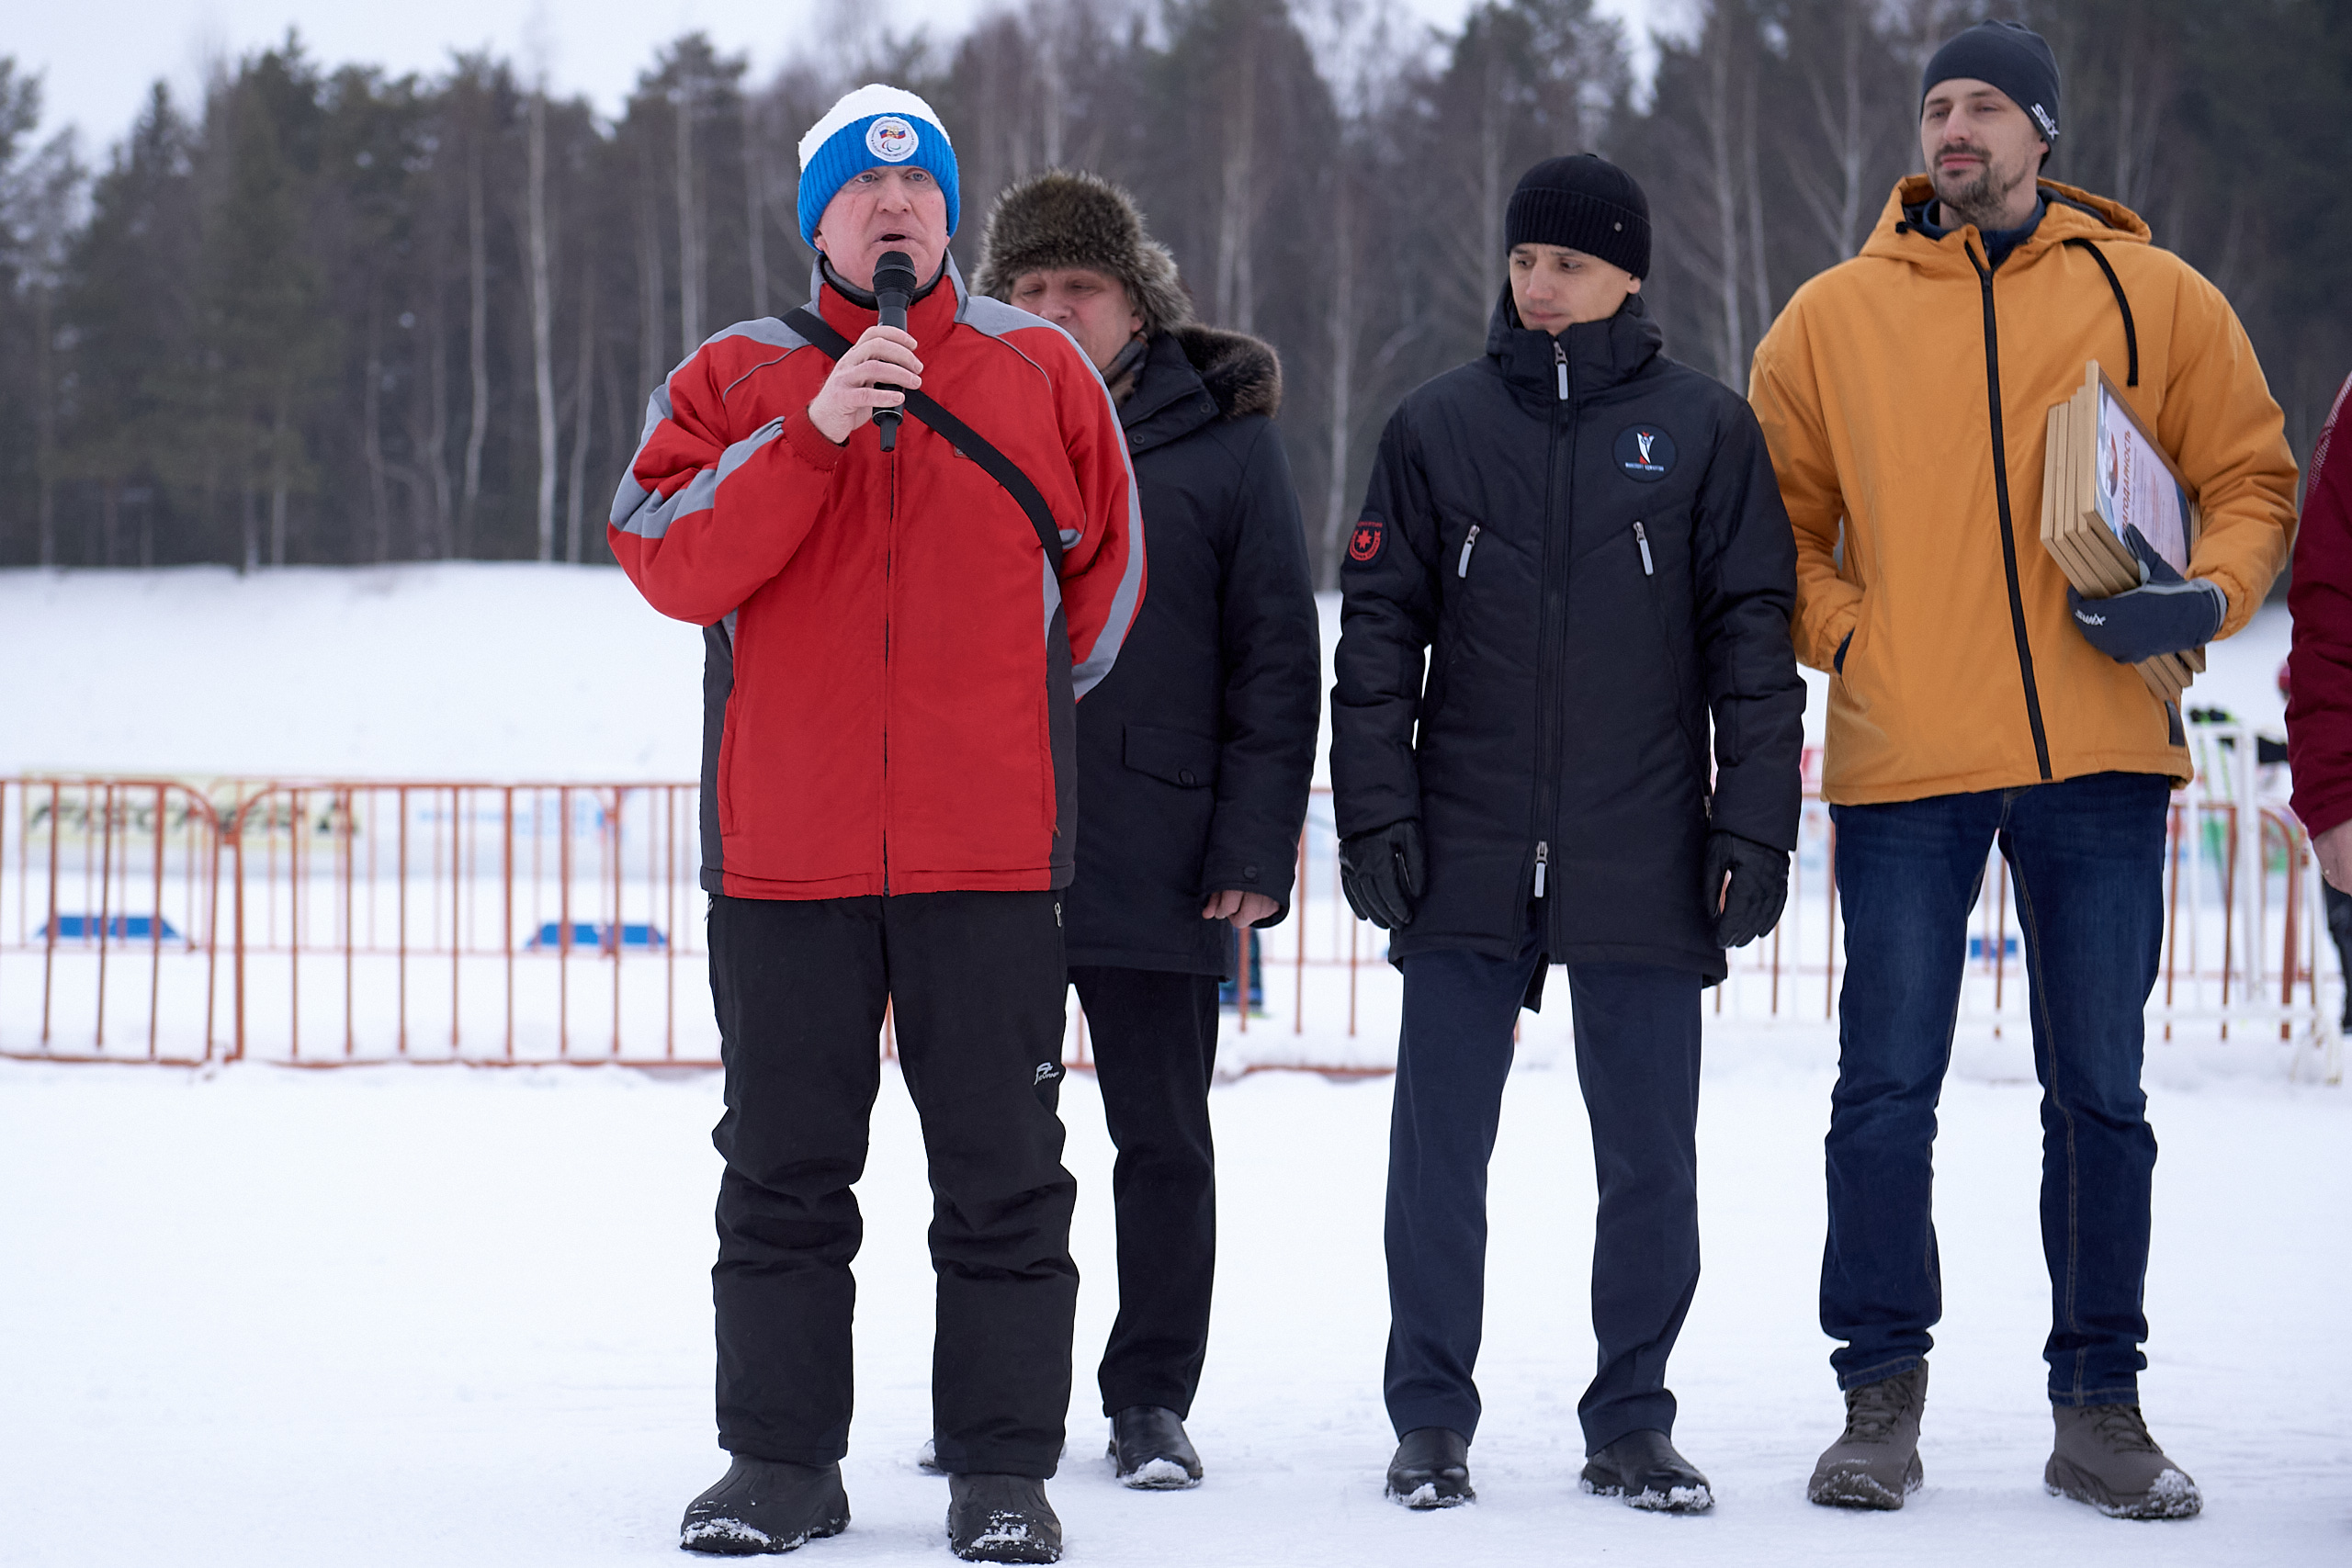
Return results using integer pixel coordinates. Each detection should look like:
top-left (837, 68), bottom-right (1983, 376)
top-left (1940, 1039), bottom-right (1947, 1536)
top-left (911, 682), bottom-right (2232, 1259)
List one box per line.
top-left (610, 262), bottom-right (1144, 898)
top-left (2287, 373), bottom-right (2352, 833)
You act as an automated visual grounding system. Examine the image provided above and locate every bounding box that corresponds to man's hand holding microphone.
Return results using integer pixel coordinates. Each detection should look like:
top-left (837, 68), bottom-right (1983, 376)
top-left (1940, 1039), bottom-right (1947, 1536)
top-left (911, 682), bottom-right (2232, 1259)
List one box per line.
top-left (808, 251), bottom-right (923, 446)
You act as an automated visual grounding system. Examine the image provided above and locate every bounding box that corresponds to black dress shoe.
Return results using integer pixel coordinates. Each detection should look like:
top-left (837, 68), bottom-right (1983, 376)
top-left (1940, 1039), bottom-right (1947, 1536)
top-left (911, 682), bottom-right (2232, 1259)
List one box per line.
top-left (679, 1456), bottom-right (851, 1554)
top-left (1385, 1427), bottom-right (1474, 1508)
top-left (1580, 1428), bottom-right (1713, 1513)
top-left (1108, 1405), bottom-right (1204, 1488)
top-left (945, 1473), bottom-right (1063, 1563)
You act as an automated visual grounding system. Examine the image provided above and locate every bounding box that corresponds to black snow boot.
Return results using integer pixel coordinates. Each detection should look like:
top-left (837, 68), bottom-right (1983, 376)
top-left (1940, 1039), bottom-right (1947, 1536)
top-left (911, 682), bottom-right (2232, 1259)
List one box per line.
top-left (1385, 1427), bottom-right (1474, 1509)
top-left (679, 1456), bottom-right (850, 1555)
top-left (1580, 1428), bottom-right (1713, 1513)
top-left (945, 1473), bottom-right (1063, 1563)
top-left (1107, 1405), bottom-right (1204, 1489)
top-left (2044, 1403), bottom-right (2202, 1519)
top-left (1809, 1362), bottom-right (1928, 1509)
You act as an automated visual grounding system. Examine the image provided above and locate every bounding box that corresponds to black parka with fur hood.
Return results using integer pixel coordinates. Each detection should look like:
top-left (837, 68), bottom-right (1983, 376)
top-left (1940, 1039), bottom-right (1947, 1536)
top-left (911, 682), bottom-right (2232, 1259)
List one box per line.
top-left (1065, 325), bottom-right (1320, 976)
top-left (977, 169), bottom-right (1319, 977)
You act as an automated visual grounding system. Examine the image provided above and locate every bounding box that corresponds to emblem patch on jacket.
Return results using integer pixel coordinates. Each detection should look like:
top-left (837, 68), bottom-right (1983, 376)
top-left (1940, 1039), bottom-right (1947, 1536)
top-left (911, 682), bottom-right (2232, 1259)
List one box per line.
top-left (1615, 425), bottom-right (1677, 482)
top-left (1348, 517), bottom-right (1385, 564)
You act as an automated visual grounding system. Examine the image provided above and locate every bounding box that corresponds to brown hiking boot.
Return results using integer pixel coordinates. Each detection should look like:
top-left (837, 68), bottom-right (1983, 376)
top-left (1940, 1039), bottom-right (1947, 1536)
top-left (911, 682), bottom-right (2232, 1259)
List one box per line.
top-left (1808, 1362), bottom-right (1928, 1509)
top-left (2044, 1403), bottom-right (2201, 1519)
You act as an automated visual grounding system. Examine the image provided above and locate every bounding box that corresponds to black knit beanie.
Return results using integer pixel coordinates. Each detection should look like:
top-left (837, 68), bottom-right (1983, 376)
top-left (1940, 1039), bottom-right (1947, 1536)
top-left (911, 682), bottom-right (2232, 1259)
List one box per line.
top-left (1922, 19), bottom-right (2062, 144)
top-left (1504, 154), bottom-right (1650, 280)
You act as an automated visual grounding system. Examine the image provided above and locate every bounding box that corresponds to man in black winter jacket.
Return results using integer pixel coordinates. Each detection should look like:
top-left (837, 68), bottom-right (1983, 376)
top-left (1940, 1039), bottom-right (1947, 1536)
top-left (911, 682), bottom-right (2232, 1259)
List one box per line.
top-left (977, 171), bottom-right (1321, 1489)
top-left (1331, 154), bottom-right (1805, 1514)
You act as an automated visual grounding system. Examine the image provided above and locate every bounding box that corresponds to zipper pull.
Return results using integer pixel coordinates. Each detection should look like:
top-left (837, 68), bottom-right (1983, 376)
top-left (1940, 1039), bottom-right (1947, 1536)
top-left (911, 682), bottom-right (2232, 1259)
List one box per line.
top-left (1555, 340), bottom-right (1569, 401)
top-left (1532, 840), bottom-right (1549, 897)
top-left (1634, 521), bottom-right (1654, 576)
top-left (1457, 524), bottom-right (1481, 578)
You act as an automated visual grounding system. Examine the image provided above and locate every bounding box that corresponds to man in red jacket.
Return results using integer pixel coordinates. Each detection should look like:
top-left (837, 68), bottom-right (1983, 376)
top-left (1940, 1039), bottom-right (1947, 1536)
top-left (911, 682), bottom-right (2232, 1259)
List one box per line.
top-left (610, 84), bottom-right (1142, 1564)
top-left (2288, 373), bottom-right (2352, 894)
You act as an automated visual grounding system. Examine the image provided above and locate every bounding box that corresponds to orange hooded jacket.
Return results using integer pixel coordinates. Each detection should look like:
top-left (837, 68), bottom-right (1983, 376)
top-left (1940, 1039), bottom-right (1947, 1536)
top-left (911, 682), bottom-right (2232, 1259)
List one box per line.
top-left (1748, 176), bottom-right (2298, 806)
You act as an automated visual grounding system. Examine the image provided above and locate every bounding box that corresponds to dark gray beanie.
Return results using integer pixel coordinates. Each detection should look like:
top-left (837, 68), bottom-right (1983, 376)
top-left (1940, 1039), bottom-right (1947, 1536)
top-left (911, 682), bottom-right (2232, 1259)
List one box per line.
top-left (1504, 154), bottom-right (1650, 280)
top-left (1923, 19), bottom-right (2062, 143)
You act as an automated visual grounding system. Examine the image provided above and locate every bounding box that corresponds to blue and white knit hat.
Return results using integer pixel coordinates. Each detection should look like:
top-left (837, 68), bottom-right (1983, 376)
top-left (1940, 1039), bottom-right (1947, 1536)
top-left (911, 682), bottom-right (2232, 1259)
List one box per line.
top-left (796, 84), bottom-right (960, 247)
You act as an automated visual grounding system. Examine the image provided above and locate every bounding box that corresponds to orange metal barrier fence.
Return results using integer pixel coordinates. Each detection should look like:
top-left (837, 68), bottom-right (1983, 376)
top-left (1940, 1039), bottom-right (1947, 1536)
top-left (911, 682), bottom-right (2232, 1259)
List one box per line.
top-left (3, 747), bottom-right (2340, 1077)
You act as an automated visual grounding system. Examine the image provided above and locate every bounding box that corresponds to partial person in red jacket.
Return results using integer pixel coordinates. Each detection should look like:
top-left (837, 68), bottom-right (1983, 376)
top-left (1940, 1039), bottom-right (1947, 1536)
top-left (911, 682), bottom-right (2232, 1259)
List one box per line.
top-left (610, 83), bottom-right (1142, 1564)
top-left (2288, 376), bottom-right (2352, 878)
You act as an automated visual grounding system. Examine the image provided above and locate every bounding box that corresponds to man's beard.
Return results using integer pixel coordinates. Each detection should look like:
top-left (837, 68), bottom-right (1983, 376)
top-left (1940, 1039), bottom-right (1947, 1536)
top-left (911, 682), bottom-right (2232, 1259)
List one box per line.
top-left (1932, 144), bottom-right (2030, 231)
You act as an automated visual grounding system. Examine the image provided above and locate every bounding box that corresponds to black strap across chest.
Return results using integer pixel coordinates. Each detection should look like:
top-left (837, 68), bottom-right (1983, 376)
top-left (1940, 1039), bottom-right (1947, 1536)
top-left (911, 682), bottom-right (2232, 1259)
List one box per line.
top-left (784, 307), bottom-right (1066, 559)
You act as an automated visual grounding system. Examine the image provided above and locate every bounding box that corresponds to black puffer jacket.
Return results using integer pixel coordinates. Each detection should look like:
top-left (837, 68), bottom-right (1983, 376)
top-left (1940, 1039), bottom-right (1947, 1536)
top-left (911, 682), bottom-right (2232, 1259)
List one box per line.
top-left (1330, 291), bottom-right (1804, 981)
top-left (1065, 326), bottom-right (1321, 976)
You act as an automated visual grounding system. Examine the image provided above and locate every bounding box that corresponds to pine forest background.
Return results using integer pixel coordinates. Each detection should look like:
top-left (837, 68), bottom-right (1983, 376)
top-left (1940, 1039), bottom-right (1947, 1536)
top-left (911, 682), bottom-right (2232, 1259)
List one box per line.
top-left (0, 0), bottom-right (2344, 586)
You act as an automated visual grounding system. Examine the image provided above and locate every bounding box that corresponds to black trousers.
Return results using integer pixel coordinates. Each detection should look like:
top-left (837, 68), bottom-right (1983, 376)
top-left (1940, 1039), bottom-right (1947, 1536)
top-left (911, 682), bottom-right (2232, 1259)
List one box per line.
top-left (707, 890), bottom-right (1079, 1478)
top-left (1069, 966), bottom-right (1220, 1418)
top-left (1385, 914), bottom-right (1703, 1454)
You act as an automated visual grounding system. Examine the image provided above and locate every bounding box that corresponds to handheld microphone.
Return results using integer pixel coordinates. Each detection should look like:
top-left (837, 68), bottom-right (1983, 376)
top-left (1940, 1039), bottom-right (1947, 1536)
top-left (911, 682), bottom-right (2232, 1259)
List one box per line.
top-left (872, 250), bottom-right (917, 452)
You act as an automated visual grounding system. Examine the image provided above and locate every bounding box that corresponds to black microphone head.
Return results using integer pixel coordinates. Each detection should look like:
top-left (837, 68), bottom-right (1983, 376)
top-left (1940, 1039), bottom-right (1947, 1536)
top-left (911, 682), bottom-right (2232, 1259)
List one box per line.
top-left (873, 250), bottom-right (918, 301)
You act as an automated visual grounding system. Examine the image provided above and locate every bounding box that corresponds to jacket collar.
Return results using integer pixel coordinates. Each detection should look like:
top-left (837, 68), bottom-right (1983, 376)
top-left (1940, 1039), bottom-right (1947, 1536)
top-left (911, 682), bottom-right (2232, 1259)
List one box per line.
top-left (1862, 175), bottom-right (2150, 275)
top-left (1120, 332), bottom-right (1218, 455)
top-left (1118, 325), bottom-right (1286, 455)
top-left (1485, 287), bottom-right (1663, 404)
top-left (813, 254), bottom-right (969, 340)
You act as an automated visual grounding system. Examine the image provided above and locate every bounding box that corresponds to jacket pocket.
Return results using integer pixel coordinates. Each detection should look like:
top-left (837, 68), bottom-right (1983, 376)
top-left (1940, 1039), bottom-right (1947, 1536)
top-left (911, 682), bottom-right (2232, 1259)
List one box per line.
top-left (1124, 723), bottom-right (1218, 789)
top-left (1634, 520), bottom-right (1710, 791)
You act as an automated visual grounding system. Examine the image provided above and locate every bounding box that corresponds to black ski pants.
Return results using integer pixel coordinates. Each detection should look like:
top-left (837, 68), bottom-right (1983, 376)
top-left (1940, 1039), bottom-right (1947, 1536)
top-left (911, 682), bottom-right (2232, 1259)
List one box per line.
top-left (1069, 965), bottom-right (1220, 1418)
top-left (1384, 915), bottom-right (1703, 1455)
top-left (707, 890), bottom-right (1079, 1478)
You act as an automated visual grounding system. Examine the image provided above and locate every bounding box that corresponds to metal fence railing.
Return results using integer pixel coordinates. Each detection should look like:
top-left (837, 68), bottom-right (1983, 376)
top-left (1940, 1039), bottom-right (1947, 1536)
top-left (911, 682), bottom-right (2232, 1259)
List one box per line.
top-left (2, 730), bottom-right (2341, 1082)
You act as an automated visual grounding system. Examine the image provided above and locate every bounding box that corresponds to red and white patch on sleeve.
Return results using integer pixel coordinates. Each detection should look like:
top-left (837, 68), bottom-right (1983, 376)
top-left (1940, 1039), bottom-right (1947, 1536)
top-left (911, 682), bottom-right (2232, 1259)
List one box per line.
top-left (1348, 517), bottom-right (1385, 564)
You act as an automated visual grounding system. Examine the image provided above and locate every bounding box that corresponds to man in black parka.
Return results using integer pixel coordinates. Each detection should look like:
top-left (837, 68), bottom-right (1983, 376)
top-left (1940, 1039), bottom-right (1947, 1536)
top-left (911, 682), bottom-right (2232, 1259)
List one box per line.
top-left (1332, 155), bottom-right (1805, 1514)
top-left (977, 170), bottom-right (1320, 1489)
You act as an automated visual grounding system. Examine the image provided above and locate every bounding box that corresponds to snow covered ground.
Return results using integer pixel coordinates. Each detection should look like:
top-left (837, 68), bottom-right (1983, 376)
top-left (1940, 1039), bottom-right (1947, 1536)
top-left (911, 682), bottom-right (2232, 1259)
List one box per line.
top-left (3, 1043), bottom-right (2346, 1566)
top-left (0, 565), bottom-right (2344, 1564)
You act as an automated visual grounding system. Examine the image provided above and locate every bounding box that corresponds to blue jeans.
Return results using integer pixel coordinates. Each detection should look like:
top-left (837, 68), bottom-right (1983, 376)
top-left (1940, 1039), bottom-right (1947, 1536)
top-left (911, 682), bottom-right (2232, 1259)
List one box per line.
top-left (1825, 773), bottom-right (2167, 1406)
top-left (1385, 915), bottom-right (1704, 1452)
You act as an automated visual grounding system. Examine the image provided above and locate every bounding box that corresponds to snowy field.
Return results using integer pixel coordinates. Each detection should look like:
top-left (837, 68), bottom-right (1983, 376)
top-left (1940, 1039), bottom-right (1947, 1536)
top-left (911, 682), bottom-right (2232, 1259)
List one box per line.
top-left (0, 565), bottom-right (2345, 1564)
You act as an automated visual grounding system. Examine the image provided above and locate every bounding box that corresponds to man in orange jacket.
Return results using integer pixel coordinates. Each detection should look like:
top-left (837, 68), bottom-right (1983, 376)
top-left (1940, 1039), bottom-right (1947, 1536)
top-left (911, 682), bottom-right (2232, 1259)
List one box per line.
top-left (1748, 20), bottom-right (2297, 1521)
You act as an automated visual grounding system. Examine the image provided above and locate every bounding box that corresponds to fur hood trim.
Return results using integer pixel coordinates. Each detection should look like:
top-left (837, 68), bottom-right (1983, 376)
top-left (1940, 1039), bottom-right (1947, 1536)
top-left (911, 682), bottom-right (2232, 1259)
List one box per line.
top-left (974, 170), bottom-right (1193, 336)
top-left (1172, 324), bottom-right (1282, 421)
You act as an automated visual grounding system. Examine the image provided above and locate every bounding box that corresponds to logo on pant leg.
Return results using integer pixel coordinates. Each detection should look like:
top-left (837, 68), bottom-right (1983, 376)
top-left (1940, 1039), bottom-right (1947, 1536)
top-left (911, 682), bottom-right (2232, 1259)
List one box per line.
top-left (1035, 1061), bottom-right (1062, 1084)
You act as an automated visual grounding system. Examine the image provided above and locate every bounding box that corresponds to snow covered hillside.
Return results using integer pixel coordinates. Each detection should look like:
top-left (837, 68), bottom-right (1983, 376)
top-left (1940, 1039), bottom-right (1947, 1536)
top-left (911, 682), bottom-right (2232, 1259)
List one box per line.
top-left (0, 559), bottom-right (2305, 783)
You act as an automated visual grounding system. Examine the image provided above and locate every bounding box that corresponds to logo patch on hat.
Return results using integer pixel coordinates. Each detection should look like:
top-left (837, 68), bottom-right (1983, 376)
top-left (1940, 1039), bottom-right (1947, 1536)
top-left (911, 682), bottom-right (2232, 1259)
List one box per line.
top-left (1348, 518), bottom-right (1385, 564)
top-left (2030, 102), bottom-right (2058, 138)
top-left (1615, 425), bottom-right (1676, 483)
top-left (865, 116), bottom-right (919, 163)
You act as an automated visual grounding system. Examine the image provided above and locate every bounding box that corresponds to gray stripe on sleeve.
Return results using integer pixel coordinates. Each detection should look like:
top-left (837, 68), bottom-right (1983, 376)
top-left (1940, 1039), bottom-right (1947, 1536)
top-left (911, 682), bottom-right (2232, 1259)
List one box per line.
top-left (612, 419), bottom-right (785, 541)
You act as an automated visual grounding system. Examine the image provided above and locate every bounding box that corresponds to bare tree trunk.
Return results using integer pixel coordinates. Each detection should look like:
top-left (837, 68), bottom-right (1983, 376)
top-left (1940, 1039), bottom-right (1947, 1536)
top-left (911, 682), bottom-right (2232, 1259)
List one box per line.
top-left (676, 75), bottom-right (704, 355)
top-left (461, 142), bottom-right (491, 557)
top-left (422, 293), bottom-right (455, 558)
top-left (1742, 64), bottom-right (1771, 359)
top-left (528, 90), bottom-right (560, 563)
top-left (567, 254), bottom-right (596, 564)
top-left (269, 404), bottom-right (289, 567)
top-left (364, 301), bottom-right (393, 562)
top-left (242, 486), bottom-right (260, 574)
top-left (32, 283), bottom-right (56, 567)
top-left (639, 141), bottom-right (669, 398)
top-left (743, 97), bottom-right (769, 320)
top-left (1322, 166), bottom-right (1357, 588)
top-left (1704, 18), bottom-right (1746, 385)
top-left (1214, 39), bottom-right (1257, 332)
top-left (99, 480), bottom-right (119, 568)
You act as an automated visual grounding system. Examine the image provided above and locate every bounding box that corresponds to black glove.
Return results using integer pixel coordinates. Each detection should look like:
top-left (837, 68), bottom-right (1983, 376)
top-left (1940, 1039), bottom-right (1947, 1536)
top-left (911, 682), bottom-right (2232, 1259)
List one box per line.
top-left (1340, 819), bottom-right (1425, 931)
top-left (2067, 527), bottom-right (2224, 664)
top-left (1703, 829), bottom-right (1788, 950)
